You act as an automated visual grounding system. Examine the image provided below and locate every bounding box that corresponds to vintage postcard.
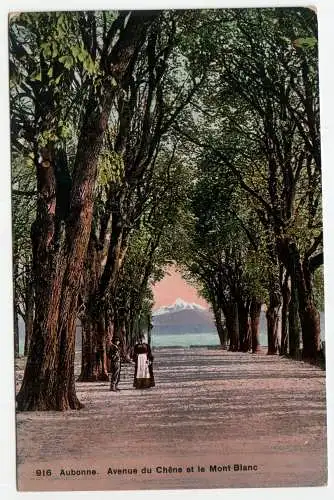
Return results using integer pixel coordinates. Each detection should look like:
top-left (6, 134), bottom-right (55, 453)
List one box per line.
top-left (10, 5), bottom-right (327, 493)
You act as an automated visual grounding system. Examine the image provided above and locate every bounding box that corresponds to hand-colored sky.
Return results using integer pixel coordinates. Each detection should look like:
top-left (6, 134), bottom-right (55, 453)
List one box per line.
top-left (152, 266), bottom-right (209, 310)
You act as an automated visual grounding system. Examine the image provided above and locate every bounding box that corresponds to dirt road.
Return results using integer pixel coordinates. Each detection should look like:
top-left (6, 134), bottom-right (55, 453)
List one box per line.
top-left (16, 347), bottom-right (327, 491)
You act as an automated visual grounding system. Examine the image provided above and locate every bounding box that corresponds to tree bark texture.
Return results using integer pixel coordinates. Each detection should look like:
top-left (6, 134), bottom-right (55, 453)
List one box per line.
top-left (265, 263), bottom-right (282, 355)
top-left (277, 238), bottom-right (321, 360)
top-left (266, 306), bottom-right (280, 355)
top-left (16, 132), bottom-right (101, 410)
top-left (89, 210), bottom-right (129, 370)
top-left (238, 299), bottom-right (251, 352)
top-left (280, 273), bottom-right (290, 356)
top-left (297, 258), bottom-right (321, 360)
top-left (14, 302), bottom-right (19, 357)
top-left (78, 229), bottom-right (105, 382)
top-left (24, 266), bottom-right (34, 356)
top-left (224, 302), bottom-right (239, 351)
top-left (78, 316), bottom-right (97, 381)
top-left (212, 304), bottom-right (227, 347)
top-left (288, 277), bottom-right (300, 358)
top-left (250, 299), bottom-right (262, 353)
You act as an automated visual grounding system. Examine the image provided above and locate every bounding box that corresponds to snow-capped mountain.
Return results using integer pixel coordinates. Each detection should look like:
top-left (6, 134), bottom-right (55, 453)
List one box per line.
top-left (152, 298), bottom-right (215, 335)
top-left (153, 298), bottom-right (207, 316)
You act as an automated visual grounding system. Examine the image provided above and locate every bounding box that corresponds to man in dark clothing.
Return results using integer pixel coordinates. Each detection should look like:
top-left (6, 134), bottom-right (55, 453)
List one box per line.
top-left (107, 339), bottom-right (121, 392)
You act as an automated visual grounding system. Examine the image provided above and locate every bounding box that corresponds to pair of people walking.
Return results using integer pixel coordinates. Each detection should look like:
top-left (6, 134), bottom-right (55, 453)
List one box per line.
top-left (107, 338), bottom-right (155, 391)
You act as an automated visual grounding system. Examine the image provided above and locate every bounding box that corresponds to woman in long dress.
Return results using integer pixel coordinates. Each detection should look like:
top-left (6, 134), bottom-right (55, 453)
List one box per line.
top-left (132, 340), bottom-right (155, 389)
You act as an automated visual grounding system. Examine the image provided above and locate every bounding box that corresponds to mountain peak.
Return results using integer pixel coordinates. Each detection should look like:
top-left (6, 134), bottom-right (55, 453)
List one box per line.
top-left (175, 298), bottom-right (188, 306)
top-left (153, 298), bottom-right (207, 316)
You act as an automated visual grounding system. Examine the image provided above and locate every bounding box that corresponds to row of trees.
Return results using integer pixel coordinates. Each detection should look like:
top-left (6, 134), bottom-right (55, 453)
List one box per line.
top-left (173, 8), bottom-right (323, 359)
top-left (11, 10), bottom-right (210, 410)
top-left (11, 8), bottom-right (323, 411)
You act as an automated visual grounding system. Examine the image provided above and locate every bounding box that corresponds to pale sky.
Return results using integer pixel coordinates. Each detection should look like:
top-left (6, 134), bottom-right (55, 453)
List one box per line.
top-left (152, 266), bottom-right (209, 310)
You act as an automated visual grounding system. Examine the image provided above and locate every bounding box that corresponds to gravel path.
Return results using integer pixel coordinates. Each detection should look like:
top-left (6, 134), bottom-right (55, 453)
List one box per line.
top-left (15, 347), bottom-right (327, 492)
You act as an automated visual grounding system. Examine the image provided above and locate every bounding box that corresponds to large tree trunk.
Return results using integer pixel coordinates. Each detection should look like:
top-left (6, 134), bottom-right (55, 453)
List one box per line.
top-left (266, 270), bottom-right (281, 355)
top-left (266, 296), bottom-right (281, 355)
top-left (16, 143), bottom-right (64, 410)
top-left (298, 300), bottom-right (320, 360)
top-left (224, 302), bottom-right (239, 351)
top-left (238, 299), bottom-right (251, 352)
top-left (78, 229), bottom-right (104, 382)
top-left (123, 309), bottom-right (132, 352)
top-left (266, 306), bottom-right (280, 355)
top-left (79, 313), bottom-right (114, 381)
top-left (78, 316), bottom-right (97, 381)
top-left (212, 303), bottom-right (227, 347)
top-left (24, 265), bottom-right (34, 356)
top-left (95, 316), bottom-right (109, 381)
top-left (278, 238), bottom-right (321, 360)
top-left (17, 92), bottom-right (115, 411)
top-left (14, 302), bottom-right (19, 357)
top-left (91, 210), bottom-right (128, 369)
top-left (297, 258), bottom-right (321, 361)
top-left (250, 299), bottom-right (262, 353)
top-left (288, 276), bottom-right (300, 358)
top-left (118, 310), bottom-right (135, 361)
top-left (280, 272), bottom-right (290, 356)
top-left (98, 210), bottom-right (129, 309)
